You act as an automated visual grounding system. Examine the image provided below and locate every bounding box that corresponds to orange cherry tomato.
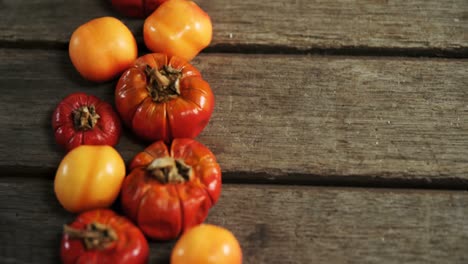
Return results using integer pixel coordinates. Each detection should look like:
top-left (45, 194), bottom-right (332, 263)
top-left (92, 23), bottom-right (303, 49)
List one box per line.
top-left (171, 224), bottom-right (243, 264)
top-left (69, 17), bottom-right (138, 82)
top-left (54, 145), bottom-right (126, 213)
top-left (143, 0), bottom-right (212, 61)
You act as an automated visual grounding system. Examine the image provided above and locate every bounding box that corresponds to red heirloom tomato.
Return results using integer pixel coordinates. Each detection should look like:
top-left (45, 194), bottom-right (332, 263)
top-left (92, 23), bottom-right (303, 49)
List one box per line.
top-left (111, 0), bottom-right (168, 18)
top-left (52, 92), bottom-right (121, 151)
top-left (143, 0), bottom-right (212, 61)
top-left (61, 209), bottom-right (149, 264)
top-left (115, 53), bottom-right (214, 143)
top-left (120, 138), bottom-right (222, 240)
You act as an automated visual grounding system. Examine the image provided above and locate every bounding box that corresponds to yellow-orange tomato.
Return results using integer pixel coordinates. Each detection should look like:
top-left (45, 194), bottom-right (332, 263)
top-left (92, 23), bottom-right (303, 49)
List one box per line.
top-left (69, 17), bottom-right (137, 82)
top-left (54, 145), bottom-right (126, 213)
top-left (171, 224), bottom-right (242, 264)
top-left (143, 0), bottom-right (212, 61)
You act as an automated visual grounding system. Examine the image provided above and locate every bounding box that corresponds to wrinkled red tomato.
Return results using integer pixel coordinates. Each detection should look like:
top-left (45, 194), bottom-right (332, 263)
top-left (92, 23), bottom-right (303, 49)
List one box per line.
top-left (115, 53), bottom-right (214, 143)
top-left (61, 209), bottom-right (149, 264)
top-left (120, 138), bottom-right (222, 240)
top-left (52, 93), bottom-right (122, 151)
top-left (111, 0), bottom-right (168, 18)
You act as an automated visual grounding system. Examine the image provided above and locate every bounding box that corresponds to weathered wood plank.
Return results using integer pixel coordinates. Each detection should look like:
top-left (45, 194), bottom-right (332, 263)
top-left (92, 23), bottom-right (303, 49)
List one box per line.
top-left (1, 177), bottom-right (467, 263)
top-left (0, 0), bottom-right (467, 53)
top-left (1, 49), bottom-right (467, 184)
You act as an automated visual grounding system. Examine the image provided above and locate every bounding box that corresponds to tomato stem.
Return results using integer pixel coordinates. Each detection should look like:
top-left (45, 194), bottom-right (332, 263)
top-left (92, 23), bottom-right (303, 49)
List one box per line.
top-left (146, 157), bottom-right (192, 184)
top-left (145, 64), bottom-right (182, 103)
top-left (72, 105), bottom-right (100, 131)
top-left (63, 222), bottom-right (118, 250)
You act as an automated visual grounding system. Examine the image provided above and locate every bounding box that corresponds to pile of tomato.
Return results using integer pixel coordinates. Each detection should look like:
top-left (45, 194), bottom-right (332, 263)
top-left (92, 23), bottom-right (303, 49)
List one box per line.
top-left (52, 1), bottom-right (242, 263)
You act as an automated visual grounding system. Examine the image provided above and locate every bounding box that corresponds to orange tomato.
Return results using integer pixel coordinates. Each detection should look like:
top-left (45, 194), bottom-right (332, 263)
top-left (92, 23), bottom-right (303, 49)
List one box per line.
top-left (171, 224), bottom-right (242, 264)
top-left (69, 17), bottom-right (138, 82)
top-left (54, 145), bottom-right (126, 213)
top-left (143, 0), bottom-right (212, 61)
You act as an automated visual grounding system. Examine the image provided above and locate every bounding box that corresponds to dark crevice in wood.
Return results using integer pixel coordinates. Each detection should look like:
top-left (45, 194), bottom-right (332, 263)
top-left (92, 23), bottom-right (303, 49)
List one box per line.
top-left (205, 44), bottom-right (468, 59)
top-left (0, 40), bottom-right (467, 59)
top-left (2, 166), bottom-right (468, 191)
top-left (222, 171), bottom-right (468, 191)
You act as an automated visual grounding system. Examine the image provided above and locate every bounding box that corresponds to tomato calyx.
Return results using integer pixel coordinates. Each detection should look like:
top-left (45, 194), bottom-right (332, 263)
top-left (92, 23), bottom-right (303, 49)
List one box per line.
top-left (145, 64), bottom-right (182, 103)
top-left (146, 157), bottom-right (192, 184)
top-left (63, 222), bottom-right (118, 250)
top-left (72, 105), bottom-right (100, 131)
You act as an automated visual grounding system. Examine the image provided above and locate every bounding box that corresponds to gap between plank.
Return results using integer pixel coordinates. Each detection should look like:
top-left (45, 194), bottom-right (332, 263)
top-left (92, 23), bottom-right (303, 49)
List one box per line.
top-left (2, 166), bottom-right (468, 191)
top-left (0, 40), bottom-right (467, 59)
top-left (206, 44), bottom-right (468, 59)
top-left (222, 171), bottom-right (468, 191)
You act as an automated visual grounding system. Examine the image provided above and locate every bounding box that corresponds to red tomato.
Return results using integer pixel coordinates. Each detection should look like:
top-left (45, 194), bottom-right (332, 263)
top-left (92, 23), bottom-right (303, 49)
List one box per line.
top-left (69, 17), bottom-right (138, 82)
top-left (61, 209), bottom-right (149, 264)
top-left (52, 92), bottom-right (122, 151)
top-left (120, 138), bottom-right (222, 240)
top-left (111, 0), bottom-right (168, 18)
top-left (143, 0), bottom-right (212, 61)
top-left (171, 224), bottom-right (243, 264)
top-left (115, 53), bottom-right (214, 143)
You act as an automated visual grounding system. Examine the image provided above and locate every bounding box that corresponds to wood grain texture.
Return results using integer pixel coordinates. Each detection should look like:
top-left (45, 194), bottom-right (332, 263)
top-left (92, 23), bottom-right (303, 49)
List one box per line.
top-left (1, 49), bottom-right (467, 184)
top-left (1, 177), bottom-right (467, 263)
top-left (0, 0), bottom-right (467, 53)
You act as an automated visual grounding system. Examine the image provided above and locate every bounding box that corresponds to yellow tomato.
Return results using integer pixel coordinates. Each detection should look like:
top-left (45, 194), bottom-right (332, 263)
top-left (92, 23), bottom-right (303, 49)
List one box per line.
top-left (69, 16), bottom-right (138, 82)
top-left (54, 145), bottom-right (126, 213)
top-left (143, 0), bottom-right (212, 61)
top-left (171, 224), bottom-right (243, 264)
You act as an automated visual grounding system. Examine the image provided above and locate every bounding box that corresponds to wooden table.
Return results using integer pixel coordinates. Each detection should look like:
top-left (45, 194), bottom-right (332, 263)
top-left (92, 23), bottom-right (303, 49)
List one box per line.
top-left (1, 0), bottom-right (467, 263)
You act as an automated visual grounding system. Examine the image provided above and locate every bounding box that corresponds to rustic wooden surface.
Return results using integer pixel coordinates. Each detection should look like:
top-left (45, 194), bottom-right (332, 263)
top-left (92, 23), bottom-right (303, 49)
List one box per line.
top-left (1, 49), bottom-right (467, 186)
top-left (0, 0), bottom-right (467, 56)
top-left (1, 0), bottom-right (467, 263)
top-left (1, 176), bottom-right (468, 264)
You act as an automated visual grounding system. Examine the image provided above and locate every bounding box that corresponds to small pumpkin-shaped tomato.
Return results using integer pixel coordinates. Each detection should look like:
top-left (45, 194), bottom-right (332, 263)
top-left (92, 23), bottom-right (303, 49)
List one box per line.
top-left (54, 145), bottom-right (126, 213)
top-left (120, 138), bottom-right (222, 240)
top-left (115, 53), bottom-right (214, 143)
top-left (52, 92), bottom-right (122, 152)
top-left (111, 0), bottom-right (168, 18)
top-left (61, 209), bottom-right (149, 264)
top-left (143, 0), bottom-right (212, 61)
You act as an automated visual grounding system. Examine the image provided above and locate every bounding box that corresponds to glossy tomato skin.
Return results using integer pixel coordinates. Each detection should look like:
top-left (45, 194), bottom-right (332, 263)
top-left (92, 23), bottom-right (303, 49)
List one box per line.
top-left (143, 0), bottom-right (212, 61)
top-left (115, 53), bottom-right (214, 143)
top-left (111, 0), bottom-right (168, 18)
top-left (120, 138), bottom-right (222, 240)
top-left (61, 209), bottom-right (149, 264)
top-left (171, 224), bottom-right (243, 264)
top-left (54, 145), bottom-right (126, 213)
top-left (52, 92), bottom-right (122, 152)
top-left (69, 17), bottom-right (137, 82)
